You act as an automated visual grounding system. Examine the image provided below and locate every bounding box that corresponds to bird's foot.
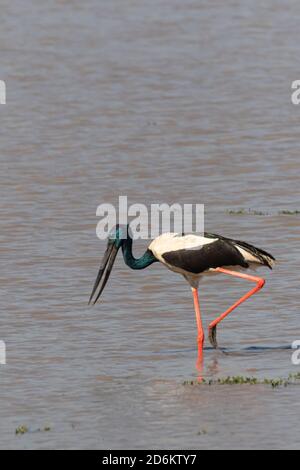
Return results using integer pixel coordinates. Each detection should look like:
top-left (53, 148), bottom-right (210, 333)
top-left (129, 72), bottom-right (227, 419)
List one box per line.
top-left (208, 325), bottom-right (218, 349)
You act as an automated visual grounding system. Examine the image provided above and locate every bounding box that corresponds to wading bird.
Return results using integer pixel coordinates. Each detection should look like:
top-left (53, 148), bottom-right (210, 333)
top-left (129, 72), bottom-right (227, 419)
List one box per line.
top-left (89, 225), bottom-right (275, 368)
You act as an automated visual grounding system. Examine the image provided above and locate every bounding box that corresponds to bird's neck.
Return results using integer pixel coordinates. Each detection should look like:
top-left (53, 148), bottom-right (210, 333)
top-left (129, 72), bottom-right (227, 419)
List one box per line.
top-left (122, 238), bottom-right (157, 270)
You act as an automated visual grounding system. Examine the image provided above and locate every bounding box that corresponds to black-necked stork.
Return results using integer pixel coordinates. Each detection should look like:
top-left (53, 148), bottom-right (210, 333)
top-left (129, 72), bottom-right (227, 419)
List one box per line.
top-left (89, 225), bottom-right (275, 369)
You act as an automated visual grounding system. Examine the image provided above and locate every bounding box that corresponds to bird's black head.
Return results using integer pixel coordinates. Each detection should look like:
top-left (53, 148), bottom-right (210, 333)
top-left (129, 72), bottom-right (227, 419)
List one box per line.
top-left (88, 224), bottom-right (130, 305)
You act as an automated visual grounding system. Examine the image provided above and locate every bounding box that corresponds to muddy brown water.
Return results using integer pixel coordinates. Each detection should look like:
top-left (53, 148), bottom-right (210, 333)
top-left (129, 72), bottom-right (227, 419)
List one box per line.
top-left (0, 0), bottom-right (300, 449)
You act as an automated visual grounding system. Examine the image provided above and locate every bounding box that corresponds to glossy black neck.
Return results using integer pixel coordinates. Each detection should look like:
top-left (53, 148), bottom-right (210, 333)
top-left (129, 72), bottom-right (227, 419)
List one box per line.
top-left (121, 237), bottom-right (157, 270)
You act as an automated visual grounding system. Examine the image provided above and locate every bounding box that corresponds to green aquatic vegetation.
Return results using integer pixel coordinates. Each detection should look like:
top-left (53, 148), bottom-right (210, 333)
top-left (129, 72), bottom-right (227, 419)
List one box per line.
top-left (226, 209), bottom-right (300, 216)
top-left (183, 374), bottom-right (300, 388)
top-left (15, 425), bottom-right (51, 435)
top-left (15, 425), bottom-right (29, 435)
top-left (226, 209), bottom-right (269, 216)
top-left (217, 376), bottom-right (258, 385)
top-left (226, 209), bottom-right (247, 215)
top-left (288, 372), bottom-right (300, 380)
top-left (262, 378), bottom-right (286, 388)
top-left (183, 376), bottom-right (259, 386)
top-left (37, 426), bottom-right (51, 432)
top-left (278, 210), bottom-right (300, 215)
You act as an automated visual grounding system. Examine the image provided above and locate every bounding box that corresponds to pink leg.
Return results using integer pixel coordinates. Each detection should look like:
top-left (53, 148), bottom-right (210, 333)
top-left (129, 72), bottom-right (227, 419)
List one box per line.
top-left (208, 267), bottom-right (265, 348)
top-left (192, 288), bottom-right (205, 374)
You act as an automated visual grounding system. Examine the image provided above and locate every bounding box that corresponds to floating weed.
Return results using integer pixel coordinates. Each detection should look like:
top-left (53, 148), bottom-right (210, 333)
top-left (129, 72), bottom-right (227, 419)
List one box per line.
top-left (217, 376), bottom-right (258, 385)
top-left (262, 378), bottom-right (286, 388)
top-left (288, 372), bottom-right (300, 380)
top-left (15, 425), bottom-right (29, 435)
top-left (226, 209), bottom-right (248, 215)
top-left (226, 209), bottom-right (300, 216)
top-left (183, 379), bottom-right (207, 385)
top-left (278, 210), bottom-right (300, 215)
top-left (37, 426), bottom-right (51, 433)
top-left (15, 425), bottom-right (51, 435)
top-left (183, 374), bottom-right (300, 388)
top-left (226, 209), bottom-right (269, 216)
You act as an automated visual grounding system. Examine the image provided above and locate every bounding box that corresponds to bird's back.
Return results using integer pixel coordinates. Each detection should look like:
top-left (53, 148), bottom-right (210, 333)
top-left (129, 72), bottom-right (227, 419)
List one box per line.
top-left (149, 232), bottom-right (275, 275)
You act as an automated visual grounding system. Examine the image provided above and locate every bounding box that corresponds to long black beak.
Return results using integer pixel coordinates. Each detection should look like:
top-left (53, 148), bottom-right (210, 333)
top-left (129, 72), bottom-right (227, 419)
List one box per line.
top-left (88, 242), bottom-right (119, 305)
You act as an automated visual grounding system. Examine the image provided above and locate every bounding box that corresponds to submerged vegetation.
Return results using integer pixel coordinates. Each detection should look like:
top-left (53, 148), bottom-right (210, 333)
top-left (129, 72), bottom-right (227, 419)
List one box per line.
top-left (183, 373), bottom-right (300, 388)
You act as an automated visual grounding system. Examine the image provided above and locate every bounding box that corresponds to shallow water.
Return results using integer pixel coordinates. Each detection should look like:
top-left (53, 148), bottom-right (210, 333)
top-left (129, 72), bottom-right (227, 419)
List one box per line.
top-left (0, 0), bottom-right (300, 450)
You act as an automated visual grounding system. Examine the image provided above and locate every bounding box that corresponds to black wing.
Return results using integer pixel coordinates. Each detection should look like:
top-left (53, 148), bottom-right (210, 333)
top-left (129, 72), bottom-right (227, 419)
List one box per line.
top-left (162, 238), bottom-right (249, 274)
top-left (205, 232), bottom-right (275, 269)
